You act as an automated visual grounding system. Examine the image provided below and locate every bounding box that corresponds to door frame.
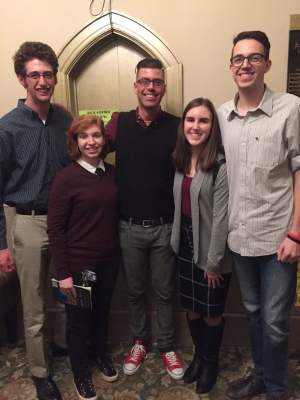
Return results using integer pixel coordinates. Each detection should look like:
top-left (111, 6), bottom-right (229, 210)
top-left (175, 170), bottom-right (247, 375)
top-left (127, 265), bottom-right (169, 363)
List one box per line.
top-left (53, 10), bottom-right (183, 116)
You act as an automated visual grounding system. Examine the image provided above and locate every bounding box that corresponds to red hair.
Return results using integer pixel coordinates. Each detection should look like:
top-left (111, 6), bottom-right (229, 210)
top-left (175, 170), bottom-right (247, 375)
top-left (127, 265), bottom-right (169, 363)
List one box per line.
top-left (66, 114), bottom-right (109, 160)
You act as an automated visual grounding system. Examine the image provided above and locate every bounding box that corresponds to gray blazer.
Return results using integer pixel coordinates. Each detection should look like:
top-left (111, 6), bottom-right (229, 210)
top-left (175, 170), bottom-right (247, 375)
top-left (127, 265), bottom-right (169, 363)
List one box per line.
top-left (171, 155), bottom-right (233, 275)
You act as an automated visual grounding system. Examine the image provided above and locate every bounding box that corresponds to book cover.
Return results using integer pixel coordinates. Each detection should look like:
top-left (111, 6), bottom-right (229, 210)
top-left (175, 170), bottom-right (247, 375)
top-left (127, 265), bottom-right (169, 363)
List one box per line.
top-left (51, 279), bottom-right (92, 309)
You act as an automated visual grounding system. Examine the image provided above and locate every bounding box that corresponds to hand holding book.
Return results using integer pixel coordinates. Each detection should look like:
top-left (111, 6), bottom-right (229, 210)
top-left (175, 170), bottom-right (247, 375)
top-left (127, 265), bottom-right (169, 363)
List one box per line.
top-left (59, 276), bottom-right (77, 299)
top-left (51, 279), bottom-right (92, 308)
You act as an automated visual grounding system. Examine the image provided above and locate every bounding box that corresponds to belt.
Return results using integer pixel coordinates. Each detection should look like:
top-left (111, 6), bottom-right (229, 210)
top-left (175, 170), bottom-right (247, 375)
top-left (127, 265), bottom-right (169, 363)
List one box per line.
top-left (16, 208), bottom-right (48, 216)
top-left (120, 215), bottom-right (173, 227)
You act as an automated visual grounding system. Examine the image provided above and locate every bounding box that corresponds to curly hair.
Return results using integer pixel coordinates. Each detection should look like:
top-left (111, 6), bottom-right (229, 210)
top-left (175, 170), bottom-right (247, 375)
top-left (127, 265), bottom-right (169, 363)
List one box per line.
top-left (13, 41), bottom-right (59, 77)
top-left (67, 114), bottom-right (109, 161)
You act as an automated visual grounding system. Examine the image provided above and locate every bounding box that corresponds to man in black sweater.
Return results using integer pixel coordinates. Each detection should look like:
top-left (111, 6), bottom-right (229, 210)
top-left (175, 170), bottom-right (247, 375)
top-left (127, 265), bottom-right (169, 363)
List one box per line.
top-left (105, 58), bottom-right (183, 380)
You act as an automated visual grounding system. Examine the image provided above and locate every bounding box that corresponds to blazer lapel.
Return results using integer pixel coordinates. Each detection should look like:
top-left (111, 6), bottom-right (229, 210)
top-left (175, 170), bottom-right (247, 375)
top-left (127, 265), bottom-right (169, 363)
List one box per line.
top-left (190, 169), bottom-right (206, 264)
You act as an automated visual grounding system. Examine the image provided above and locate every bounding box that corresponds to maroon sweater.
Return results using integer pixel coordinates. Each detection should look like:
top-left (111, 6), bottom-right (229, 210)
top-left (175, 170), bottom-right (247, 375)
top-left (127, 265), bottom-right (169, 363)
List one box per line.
top-left (47, 161), bottom-right (120, 280)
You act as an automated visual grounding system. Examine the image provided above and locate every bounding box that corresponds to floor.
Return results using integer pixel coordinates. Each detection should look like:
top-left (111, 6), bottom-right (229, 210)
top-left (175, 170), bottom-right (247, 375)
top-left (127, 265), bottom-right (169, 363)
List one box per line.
top-left (1, 341), bottom-right (300, 399)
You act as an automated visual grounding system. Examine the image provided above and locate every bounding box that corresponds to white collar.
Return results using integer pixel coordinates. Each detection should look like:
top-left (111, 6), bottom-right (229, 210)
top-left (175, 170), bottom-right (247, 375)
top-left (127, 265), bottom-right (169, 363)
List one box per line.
top-left (77, 158), bottom-right (105, 174)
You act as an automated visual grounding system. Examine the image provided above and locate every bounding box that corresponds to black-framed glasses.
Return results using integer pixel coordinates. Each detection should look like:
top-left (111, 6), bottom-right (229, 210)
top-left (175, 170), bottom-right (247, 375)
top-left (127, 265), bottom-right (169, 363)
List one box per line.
top-left (136, 78), bottom-right (165, 87)
top-left (230, 53), bottom-right (266, 67)
top-left (26, 72), bottom-right (55, 80)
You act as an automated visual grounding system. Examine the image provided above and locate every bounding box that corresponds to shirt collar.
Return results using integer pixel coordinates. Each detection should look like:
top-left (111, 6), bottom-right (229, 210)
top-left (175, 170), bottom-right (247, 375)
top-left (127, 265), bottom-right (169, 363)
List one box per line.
top-left (135, 106), bottom-right (162, 127)
top-left (17, 99), bottom-right (54, 120)
top-left (77, 158), bottom-right (105, 174)
top-left (227, 85), bottom-right (273, 121)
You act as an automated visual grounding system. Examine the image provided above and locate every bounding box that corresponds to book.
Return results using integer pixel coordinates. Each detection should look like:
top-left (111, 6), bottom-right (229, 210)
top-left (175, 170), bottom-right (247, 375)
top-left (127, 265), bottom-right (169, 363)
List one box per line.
top-left (51, 279), bottom-right (92, 309)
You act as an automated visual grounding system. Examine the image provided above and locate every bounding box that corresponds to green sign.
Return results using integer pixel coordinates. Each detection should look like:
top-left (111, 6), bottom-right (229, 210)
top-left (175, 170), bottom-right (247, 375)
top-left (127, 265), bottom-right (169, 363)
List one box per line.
top-left (78, 109), bottom-right (118, 125)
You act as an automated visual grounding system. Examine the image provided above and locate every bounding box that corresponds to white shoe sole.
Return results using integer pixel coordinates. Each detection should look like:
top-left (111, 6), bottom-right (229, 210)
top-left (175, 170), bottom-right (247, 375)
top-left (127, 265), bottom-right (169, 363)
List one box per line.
top-left (123, 362), bottom-right (142, 376)
top-left (101, 371), bottom-right (119, 382)
top-left (166, 368), bottom-right (184, 380)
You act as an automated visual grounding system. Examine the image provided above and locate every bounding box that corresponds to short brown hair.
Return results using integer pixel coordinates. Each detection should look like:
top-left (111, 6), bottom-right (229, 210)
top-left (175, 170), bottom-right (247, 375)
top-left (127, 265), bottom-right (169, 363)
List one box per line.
top-left (232, 31), bottom-right (271, 59)
top-left (66, 115), bottom-right (109, 161)
top-left (172, 98), bottom-right (223, 174)
top-left (13, 41), bottom-right (59, 77)
top-left (135, 58), bottom-right (164, 79)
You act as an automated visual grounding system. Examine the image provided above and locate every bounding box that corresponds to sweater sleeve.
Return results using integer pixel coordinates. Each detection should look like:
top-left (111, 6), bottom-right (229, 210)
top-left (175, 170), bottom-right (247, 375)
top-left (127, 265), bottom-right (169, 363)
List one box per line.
top-left (47, 171), bottom-right (73, 280)
top-left (105, 112), bottom-right (119, 152)
top-left (206, 162), bottom-right (229, 275)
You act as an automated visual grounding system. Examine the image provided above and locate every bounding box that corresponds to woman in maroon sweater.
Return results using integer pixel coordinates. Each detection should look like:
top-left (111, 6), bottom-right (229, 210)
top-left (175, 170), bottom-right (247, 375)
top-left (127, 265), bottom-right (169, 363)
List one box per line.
top-left (47, 115), bottom-right (120, 400)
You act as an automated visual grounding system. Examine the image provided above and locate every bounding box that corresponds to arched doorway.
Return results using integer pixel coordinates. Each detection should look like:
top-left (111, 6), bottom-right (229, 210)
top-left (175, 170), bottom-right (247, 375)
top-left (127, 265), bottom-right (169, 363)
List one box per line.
top-left (53, 10), bottom-right (183, 117)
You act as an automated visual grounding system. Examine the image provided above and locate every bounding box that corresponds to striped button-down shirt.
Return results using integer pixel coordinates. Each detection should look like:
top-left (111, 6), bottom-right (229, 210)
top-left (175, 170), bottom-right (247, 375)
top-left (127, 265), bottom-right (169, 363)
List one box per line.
top-left (0, 99), bottom-right (73, 249)
top-left (217, 86), bottom-right (300, 256)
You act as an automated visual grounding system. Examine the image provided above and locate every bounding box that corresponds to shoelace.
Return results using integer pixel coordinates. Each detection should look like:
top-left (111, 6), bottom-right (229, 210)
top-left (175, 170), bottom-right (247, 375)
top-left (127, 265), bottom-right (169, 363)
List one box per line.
top-left (129, 343), bottom-right (147, 362)
top-left (165, 351), bottom-right (181, 366)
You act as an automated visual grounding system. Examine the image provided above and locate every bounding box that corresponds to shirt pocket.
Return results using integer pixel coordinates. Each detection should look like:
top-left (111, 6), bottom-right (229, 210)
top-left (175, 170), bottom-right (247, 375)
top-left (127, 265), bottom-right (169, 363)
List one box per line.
top-left (248, 136), bottom-right (282, 167)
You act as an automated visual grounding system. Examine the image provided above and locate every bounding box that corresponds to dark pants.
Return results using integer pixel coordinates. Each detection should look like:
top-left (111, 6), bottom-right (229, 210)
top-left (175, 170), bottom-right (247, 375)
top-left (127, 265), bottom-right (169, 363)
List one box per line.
top-left (65, 263), bottom-right (119, 377)
top-left (119, 219), bottom-right (177, 352)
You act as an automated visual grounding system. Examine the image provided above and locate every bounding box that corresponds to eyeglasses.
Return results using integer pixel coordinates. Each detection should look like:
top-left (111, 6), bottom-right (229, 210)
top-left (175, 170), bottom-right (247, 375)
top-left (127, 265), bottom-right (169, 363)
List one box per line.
top-left (230, 53), bottom-right (266, 67)
top-left (136, 78), bottom-right (165, 87)
top-left (26, 72), bottom-right (55, 80)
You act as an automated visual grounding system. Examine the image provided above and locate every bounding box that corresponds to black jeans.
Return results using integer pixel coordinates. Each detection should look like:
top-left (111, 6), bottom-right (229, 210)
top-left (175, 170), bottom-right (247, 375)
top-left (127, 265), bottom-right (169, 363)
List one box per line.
top-left (65, 263), bottom-right (119, 377)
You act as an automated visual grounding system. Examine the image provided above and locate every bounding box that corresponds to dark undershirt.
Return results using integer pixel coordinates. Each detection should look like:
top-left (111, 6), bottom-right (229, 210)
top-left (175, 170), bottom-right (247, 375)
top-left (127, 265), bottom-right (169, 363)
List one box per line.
top-left (181, 175), bottom-right (193, 216)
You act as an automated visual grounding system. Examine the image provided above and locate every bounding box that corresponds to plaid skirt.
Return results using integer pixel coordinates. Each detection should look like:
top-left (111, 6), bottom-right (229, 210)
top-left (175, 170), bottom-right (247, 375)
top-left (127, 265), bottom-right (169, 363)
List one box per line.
top-left (178, 215), bottom-right (231, 318)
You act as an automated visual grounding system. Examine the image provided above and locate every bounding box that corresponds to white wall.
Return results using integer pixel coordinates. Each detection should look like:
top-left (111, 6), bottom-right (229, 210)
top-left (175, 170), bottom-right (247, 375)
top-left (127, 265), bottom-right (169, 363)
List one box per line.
top-left (0, 0), bottom-right (299, 115)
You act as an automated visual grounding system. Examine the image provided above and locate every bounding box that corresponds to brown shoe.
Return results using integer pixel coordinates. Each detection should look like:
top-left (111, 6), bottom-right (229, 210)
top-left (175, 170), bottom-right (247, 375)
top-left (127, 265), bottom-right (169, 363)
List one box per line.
top-left (226, 375), bottom-right (267, 400)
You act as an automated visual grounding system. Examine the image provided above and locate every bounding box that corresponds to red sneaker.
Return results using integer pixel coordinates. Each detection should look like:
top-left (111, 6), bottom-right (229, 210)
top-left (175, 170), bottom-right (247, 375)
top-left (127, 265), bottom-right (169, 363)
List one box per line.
top-left (123, 340), bottom-right (147, 375)
top-left (161, 351), bottom-right (184, 380)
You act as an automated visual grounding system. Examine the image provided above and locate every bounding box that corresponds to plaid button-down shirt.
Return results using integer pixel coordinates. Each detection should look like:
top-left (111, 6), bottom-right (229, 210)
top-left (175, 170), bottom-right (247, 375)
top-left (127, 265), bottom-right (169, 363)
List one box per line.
top-left (0, 99), bottom-right (73, 248)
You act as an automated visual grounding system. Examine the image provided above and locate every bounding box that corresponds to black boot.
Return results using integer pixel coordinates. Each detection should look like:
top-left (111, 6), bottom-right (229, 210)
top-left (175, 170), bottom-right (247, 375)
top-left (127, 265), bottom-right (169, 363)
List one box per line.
top-left (183, 313), bottom-right (203, 384)
top-left (32, 376), bottom-right (62, 400)
top-left (196, 317), bottom-right (225, 394)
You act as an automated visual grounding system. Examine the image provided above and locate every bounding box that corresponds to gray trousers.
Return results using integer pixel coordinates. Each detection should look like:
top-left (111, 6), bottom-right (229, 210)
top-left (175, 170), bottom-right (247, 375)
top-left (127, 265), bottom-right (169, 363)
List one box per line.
top-left (12, 214), bottom-right (66, 378)
top-left (119, 220), bottom-right (177, 352)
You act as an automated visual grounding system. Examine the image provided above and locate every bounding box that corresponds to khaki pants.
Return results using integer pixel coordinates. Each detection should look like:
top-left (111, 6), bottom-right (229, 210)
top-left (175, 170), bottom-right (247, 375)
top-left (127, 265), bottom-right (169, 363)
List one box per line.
top-left (12, 214), bottom-right (66, 377)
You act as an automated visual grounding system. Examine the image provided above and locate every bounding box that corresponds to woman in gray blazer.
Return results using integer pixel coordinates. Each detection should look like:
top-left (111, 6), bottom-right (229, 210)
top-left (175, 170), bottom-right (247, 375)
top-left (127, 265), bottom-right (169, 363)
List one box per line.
top-left (171, 98), bottom-right (233, 395)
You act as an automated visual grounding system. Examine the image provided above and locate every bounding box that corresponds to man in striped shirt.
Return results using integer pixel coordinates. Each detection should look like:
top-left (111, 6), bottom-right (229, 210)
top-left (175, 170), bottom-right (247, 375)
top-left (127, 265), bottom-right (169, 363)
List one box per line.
top-left (218, 31), bottom-right (300, 400)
